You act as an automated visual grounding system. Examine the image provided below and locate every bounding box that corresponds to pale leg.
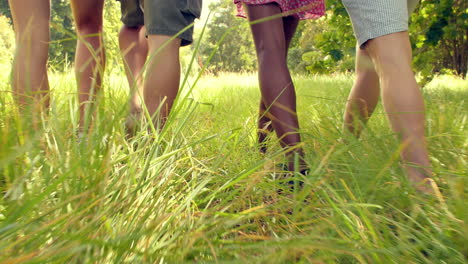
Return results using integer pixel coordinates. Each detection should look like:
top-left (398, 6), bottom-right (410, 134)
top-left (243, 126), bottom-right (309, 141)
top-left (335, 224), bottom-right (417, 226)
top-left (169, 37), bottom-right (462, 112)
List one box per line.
top-left (144, 35), bottom-right (181, 128)
top-left (343, 45), bottom-right (380, 136)
top-left (71, 0), bottom-right (105, 128)
top-left (119, 25), bottom-right (148, 114)
top-left (366, 32), bottom-right (433, 193)
top-left (8, 0), bottom-right (50, 111)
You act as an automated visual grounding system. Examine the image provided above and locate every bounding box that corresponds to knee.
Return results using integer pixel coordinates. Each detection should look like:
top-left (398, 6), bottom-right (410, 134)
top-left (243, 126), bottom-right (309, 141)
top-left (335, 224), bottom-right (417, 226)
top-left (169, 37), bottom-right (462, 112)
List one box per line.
top-left (377, 52), bottom-right (407, 69)
top-left (366, 42), bottom-right (412, 75)
top-left (75, 17), bottom-right (103, 36)
top-left (376, 56), bottom-right (413, 80)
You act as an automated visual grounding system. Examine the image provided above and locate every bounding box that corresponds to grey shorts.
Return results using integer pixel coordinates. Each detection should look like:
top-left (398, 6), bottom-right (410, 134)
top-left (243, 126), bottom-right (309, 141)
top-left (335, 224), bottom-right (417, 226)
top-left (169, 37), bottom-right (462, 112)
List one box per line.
top-left (342, 0), bottom-right (419, 47)
top-left (116, 0), bottom-right (202, 46)
top-left (118, 0), bottom-right (144, 27)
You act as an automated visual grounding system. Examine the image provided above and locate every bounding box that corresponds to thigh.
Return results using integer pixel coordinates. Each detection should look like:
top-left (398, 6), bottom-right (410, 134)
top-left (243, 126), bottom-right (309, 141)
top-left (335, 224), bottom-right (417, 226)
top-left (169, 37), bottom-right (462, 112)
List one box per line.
top-left (246, 3), bottom-right (286, 52)
top-left (342, 0), bottom-right (411, 47)
top-left (71, 0), bottom-right (104, 26)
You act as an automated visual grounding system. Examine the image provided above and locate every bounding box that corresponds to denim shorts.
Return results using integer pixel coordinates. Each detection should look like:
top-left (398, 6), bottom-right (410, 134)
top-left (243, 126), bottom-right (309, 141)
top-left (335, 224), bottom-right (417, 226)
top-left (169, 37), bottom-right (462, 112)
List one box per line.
top-left (342, 0), bottom-right (419, 47)
top-left (117, 0), bottom-right (202, 46)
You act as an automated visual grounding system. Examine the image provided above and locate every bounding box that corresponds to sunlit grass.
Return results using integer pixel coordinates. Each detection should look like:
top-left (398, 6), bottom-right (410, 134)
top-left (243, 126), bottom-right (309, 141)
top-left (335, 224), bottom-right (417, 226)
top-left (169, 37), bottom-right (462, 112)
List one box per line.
top-left (0, 71), bottom-right (467, 263)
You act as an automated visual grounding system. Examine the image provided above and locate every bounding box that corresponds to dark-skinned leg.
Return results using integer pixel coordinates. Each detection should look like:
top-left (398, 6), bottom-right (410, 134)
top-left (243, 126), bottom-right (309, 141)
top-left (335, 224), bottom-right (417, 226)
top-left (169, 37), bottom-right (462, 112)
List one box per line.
top-left (247, 4), bottom-right (304, 170)
top-left (258, 15), bottom-right (299, 154)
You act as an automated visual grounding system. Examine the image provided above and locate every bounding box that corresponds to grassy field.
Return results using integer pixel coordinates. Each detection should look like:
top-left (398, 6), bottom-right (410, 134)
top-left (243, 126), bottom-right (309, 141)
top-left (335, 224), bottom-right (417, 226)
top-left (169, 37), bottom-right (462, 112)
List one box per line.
top-left (0, 71), bottom-right (467, 263)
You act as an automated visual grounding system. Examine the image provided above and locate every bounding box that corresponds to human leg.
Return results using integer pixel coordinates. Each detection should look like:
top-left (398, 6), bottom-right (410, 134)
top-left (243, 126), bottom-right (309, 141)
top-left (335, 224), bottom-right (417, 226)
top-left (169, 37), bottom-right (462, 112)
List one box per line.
top-left (282, 16), bottom-right (299, 55)
top-left (143, 35), bottom-right (181, 126)
top-left (341, 0), bottom-right (433, 193)
top-left (247, 3), bottom-right (304, 170)
top-left (117, 0), bottom-right (147, 116)
top-left (8, 0), bottom-right (50, 110)
top-left (142, 0), bottom-right (200, 128)
top-left (70, 0), bottom-right (105, 128)
top-left (343, 45), bottom-right (380, 136)
top-left (257, 15), bottom-right (299, 153)
top-left (365, 32), bottom-right (433, 193)
top-left (119, 25), bottom-right (148, 115)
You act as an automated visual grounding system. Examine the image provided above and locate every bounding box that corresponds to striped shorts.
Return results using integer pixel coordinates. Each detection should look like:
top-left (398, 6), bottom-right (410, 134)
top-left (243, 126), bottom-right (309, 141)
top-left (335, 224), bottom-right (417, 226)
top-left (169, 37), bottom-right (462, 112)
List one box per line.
top-left (342, 0), bottom-right (419, 47)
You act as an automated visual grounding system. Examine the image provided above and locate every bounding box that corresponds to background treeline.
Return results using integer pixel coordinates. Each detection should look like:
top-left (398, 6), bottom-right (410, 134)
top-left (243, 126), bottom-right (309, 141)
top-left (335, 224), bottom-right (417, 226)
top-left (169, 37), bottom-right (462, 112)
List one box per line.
top-left (0, 0), bottom-right (466, 81)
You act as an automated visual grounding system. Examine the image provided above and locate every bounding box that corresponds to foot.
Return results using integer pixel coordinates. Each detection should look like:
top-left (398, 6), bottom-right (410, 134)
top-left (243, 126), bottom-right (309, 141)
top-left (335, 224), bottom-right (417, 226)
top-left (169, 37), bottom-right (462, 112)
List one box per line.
top-left (278, 164), bottom-right (308, 194)
top-left (405, 164), bottom-right (437, 195)
top-left (125, 109), bottom-right (142, 138)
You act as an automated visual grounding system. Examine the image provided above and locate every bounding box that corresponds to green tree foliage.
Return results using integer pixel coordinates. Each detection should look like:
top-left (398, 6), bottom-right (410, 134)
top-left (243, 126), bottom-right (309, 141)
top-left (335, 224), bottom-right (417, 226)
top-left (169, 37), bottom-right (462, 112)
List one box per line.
top-left (298, 0), bottom-right (355, 74)
top-left (48, 0), bottom-right (75, 70)
top-left (304, 0), bottom-right (467, 80)
top-left (199, 0), bottom-right (256, 74)
top-left (0, 0), bottom-right (13, 66)
top-left (103, 0), bottom-right (124, 74)
top-left (0, 15), bottom-right (14, 62)
top-left (0, 0), bottom-right (11, 20)
top-left (411, 0), bottom-right (467, 80)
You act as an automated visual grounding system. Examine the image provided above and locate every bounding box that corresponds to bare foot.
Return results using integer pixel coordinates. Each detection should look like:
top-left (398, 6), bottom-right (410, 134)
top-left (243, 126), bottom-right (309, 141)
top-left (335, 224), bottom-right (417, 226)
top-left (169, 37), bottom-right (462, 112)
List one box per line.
top-left (404, 164), bottom-right (438, 195)
top-left (125, 109), bottom-right (142, 138)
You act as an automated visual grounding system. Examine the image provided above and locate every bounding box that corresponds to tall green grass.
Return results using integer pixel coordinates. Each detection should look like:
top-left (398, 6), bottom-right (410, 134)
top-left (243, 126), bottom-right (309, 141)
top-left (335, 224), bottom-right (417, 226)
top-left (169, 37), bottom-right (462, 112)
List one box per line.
top-left (0, 71), bottom-right (466, 263)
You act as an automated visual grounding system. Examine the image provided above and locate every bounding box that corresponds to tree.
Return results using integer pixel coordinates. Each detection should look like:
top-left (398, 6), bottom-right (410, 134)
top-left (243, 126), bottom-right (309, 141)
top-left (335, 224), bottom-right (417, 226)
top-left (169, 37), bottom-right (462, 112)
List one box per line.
top-left (297, 0), bottom-right (355, 74)
top-left (199, 0), bottom-right (256, 74)
top-left (0, 15), bottom-right (14, 71)
top-left (0, 0), bottom-right (11, 21)
top-left (298, 0), bottom-right (467, 79)
top-left (103, 0), bottom-right (124, 74)
top-left (411, 0), bottom-right (467, 79)
top-left (48, 0), bottom-right (75, 70)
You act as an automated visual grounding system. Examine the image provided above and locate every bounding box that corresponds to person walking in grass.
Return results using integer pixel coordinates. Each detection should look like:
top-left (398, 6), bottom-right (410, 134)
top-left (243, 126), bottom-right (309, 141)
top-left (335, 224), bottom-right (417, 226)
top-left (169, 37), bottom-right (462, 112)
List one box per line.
top-left (8, 0), bottom-right (105, 128)
top-left (341, 0), bottom-right (435, 193)
top-left (233, 0), bottom-right (325, 172)
top-left (115, 0), bottom-right (202, 132)
top-left (116, 0), bottom-right (148, 132)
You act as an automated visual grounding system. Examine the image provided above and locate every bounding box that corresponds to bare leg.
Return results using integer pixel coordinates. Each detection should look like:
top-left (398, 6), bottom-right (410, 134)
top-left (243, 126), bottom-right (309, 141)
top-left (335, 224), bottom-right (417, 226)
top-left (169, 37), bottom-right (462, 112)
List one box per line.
top-left (247, 4), bottom-right (304, 170)
top-left (119, 25), bottom-right (148, 114)
top-left (144, 35), bottom-right (181, 128)
top-left (71, 0), bottom-right (105, 128)
top-left (8, 0), bottom-right (50, 111)
top-left (282, 16), bottom-right (299, 55)
top-left (258, 15), bottom-right (299, 154)
top-left (343, 45), bottom-right (380, 136)
top-left (365, 32), bottom-right (433, 193)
